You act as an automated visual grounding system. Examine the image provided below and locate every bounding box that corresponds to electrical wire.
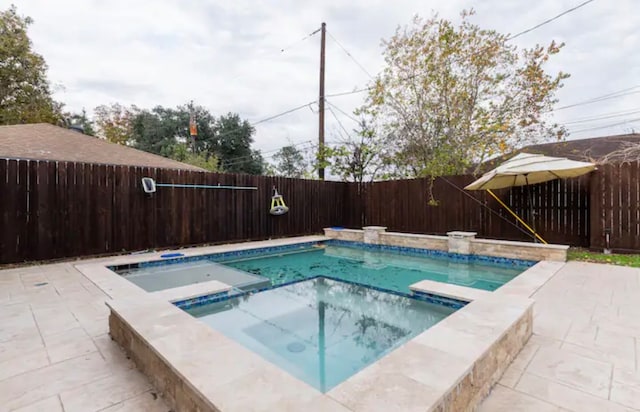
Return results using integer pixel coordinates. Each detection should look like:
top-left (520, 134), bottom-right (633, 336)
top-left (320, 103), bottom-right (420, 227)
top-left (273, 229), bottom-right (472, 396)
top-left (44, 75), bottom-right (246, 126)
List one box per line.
top-left (327, 31), bottom-right (374, 78)
top-left (507, 0), bottom-right (596, 40)
top-left (251, 101), bottom-right (316, 126)
top-left (279, 27), bottom-right (322, 53)
top-left (324, 87), bottom-right (372, 98)
top-left (221, 140), bottom-right (316, 168)
top-left (326, 100), bottom-right (360, 123)
top-left (568, 117), bottom-right (640, 134)
top-left (552, 88), bottom-right (640, 111)
top-left (327, 107), bottom-right (352, 139)
top-left (562, 108), bottom-right (640, 125)
top-left (325, 1), bottom-right (598, 106)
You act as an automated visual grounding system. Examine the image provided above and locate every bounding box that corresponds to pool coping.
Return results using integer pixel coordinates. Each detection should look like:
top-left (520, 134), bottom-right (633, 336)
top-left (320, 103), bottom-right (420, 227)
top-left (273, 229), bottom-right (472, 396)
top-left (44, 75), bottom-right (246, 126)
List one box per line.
top-left (74, 235), bottom-right (562, 411)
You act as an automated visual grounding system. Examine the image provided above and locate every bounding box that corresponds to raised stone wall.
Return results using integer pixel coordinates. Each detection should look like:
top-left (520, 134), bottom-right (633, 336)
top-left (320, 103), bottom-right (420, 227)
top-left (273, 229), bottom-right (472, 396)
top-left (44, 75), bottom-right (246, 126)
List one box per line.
top-left (323, 227), bottom-right (568, 261)
top-left (380, 232), bottom-right (449, 251)
top-left (471, 239), bottom-right (568, 262)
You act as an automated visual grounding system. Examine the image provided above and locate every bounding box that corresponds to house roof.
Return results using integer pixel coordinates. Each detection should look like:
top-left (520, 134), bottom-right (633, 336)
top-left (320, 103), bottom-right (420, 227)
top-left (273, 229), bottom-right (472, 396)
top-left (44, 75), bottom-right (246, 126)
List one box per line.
top-left (0, 123), bottom-right (205, 171)
top-left (479, 133), bottom-right (640, 172)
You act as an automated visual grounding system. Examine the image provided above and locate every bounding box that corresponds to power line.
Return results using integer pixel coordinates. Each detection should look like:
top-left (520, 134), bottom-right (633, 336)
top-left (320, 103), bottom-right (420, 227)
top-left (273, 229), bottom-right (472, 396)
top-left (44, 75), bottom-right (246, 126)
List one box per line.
top-left (223, 143), bottom-right (318, 169)
top-left (563, 108), bottom-right (640, 125)
top-left (507, 0), bottom-right (596, 40)
top-left (569, 117), bottom-right (640, 134)
top-left (327, 107), bottom-right (352, 139)
top-left (279, 27), bottom-right (322, 53)
top-left (224, 138), bottom-right (347, 169)
top-left (327, 31), bottom-right (374, 78)
top-left (189, 100), bottom-right (316, 147)
top-left (326, 100), bottom-right (360, 123)
top-left (251, 101), bottom-right (316, 126)
top-left (326, 2), bottom-right (599, 106)
top-left (325, 87), bottom-right (372, 98)
top-left (222, 140), bottom-right (315, 168)
top-left (552, 87), bottom-right (640, 111)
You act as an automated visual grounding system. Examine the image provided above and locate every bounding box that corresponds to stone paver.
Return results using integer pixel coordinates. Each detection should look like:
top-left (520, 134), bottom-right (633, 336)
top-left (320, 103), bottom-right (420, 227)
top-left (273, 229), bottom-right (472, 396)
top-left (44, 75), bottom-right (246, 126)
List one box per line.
top-left (482, 261), bottom-right (640, 411)
top-left (0, 262), bottom-right (171, 412)
top-left (1, 251), bottom-right (640, 411)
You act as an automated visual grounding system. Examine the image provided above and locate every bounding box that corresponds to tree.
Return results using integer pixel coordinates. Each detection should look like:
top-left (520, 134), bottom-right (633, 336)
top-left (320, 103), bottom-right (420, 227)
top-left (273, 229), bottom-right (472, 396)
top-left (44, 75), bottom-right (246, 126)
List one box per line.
top-left (213, 113), bottom-right (264, 175)
top-left (271, 145), bottom-right (308, 178)
top-left (131, 103), bottom-right (216, 156)
top-left (364, 10), bottom-right (569, 178)
top-left (328, 119), bottom-right (386, 183)
top-left (128, 103), bottom-right (222, 171)
top-left (0, 5), bottom-right (62, 125)
top-left (64, 108), bottom-right (95, 136)
top-left (169, 142), bottom-right (219, 171)
top-left (94, 103), bottom-right (138, 145)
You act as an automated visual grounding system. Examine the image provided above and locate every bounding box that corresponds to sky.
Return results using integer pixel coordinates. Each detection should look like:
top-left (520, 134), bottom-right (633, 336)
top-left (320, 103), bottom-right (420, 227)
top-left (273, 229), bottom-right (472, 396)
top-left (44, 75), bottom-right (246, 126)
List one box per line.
top-left (5, 0), bottom-right (640, 161)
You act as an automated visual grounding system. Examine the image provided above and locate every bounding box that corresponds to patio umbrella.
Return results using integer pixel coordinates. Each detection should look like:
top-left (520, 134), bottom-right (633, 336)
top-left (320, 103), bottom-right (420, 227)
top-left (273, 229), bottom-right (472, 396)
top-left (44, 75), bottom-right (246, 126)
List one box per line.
top-left (465, 153), bottom-right (596, 244)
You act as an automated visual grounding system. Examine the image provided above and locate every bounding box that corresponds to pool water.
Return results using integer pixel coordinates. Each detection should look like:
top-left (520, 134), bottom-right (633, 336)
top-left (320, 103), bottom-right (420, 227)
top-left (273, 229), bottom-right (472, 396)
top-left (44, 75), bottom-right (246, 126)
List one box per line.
top-left (220, 245), bottom-right (523, 293)
top-left (187, 277), bottom-right (455, 392)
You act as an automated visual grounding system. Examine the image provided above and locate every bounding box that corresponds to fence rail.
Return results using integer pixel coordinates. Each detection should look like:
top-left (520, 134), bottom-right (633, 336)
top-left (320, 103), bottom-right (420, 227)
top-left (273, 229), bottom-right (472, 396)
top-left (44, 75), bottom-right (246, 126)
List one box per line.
top-left (360, 174), bottom-right (591, 247)
top-left (0, 159), bottom-right (638, 264)
top-left (0, 159), bottom-right (358, 264)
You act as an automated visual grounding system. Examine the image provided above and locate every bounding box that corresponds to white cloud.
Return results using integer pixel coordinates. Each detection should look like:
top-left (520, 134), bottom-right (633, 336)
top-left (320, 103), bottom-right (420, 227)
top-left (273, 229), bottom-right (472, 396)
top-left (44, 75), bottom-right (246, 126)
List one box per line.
top-left (5, 0), bottom-right (640, 156)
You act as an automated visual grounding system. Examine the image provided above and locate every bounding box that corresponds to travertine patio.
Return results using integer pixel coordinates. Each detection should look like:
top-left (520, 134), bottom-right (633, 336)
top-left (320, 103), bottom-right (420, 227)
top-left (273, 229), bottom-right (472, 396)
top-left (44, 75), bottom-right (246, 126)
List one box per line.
top-left (1, 255), bottom-right (639, 411)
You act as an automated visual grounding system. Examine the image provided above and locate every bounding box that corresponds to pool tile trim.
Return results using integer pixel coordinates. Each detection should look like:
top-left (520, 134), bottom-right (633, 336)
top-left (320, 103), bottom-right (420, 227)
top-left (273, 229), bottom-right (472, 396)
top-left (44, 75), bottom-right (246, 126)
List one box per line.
top-left (410, 279), bottom-right (492, 302)
top-left (109, 238), bottom-right (535, 280)
top-left (106, 275), bottom-right (534, 412)
top-left (71, 235), bottom-right (563, 411)
top-left (172, 275), bottom-right (469, 311)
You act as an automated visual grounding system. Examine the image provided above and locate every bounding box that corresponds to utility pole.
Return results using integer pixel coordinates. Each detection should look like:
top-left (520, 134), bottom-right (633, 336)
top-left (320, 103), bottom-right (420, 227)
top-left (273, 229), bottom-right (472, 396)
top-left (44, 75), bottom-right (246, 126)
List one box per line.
top-left (318, 22), bottom-right (326, 180)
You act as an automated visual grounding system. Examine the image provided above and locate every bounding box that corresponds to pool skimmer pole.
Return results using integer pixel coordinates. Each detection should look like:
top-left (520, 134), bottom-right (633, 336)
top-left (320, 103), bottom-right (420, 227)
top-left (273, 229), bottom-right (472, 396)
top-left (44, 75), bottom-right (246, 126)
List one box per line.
top-left (141, 177), bottom-right (257, 194)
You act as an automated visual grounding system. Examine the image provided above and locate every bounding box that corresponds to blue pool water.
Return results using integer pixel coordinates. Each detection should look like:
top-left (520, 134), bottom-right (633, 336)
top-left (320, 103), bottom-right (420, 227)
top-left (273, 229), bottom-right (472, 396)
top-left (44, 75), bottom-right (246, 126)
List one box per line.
top-left (220, 245), bottom-right (524, 293)
top-left (186, 277), bottom-right (455, 392)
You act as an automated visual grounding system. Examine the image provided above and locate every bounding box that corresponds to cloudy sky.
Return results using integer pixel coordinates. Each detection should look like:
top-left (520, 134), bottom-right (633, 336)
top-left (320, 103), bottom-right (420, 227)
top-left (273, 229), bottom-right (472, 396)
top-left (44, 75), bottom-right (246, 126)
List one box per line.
top-left (5, 0), bottom-right (640, 159)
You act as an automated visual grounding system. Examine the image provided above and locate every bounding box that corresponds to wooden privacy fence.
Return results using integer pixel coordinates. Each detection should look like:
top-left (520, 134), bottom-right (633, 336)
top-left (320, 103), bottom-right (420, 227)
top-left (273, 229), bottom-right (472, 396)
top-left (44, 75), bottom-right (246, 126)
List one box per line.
top-left (359, 174), bottom-right (591, 247)
top-left (1, 158), bottom-right (638, 264)
top-left (589, 162), bottom-right (640, 252)
top-left (0, 159), bottom-right (360, 264)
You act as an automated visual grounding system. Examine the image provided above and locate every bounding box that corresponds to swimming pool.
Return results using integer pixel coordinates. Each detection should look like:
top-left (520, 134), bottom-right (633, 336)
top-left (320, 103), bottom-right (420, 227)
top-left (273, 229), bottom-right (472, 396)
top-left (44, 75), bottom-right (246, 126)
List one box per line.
top-left (115, 240), bottom-right (532, 293)
top-left (184, 277), bottom-right (456, 392)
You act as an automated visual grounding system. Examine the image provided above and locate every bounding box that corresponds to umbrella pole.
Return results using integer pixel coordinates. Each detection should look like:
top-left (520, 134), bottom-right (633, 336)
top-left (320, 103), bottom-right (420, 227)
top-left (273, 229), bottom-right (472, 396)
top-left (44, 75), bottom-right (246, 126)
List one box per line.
top-left (487, 189), bottom-right (548, 244)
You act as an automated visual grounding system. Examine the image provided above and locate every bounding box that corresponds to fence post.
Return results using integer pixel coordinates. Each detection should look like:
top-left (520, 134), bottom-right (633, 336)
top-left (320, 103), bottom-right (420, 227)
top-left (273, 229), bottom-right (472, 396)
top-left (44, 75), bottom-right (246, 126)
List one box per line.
top-left (589, 167), bottom-right (603, 250)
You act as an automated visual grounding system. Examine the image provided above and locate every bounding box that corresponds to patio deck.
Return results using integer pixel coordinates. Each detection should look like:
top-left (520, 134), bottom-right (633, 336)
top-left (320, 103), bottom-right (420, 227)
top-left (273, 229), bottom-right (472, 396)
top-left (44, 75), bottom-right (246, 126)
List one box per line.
top-left (0, 255), bottom-right (639, 411)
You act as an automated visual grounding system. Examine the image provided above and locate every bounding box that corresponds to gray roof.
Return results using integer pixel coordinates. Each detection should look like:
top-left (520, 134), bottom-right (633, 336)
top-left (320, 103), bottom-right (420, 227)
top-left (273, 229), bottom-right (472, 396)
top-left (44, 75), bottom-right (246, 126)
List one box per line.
top-left (0, 123), bottom-right (205, 171)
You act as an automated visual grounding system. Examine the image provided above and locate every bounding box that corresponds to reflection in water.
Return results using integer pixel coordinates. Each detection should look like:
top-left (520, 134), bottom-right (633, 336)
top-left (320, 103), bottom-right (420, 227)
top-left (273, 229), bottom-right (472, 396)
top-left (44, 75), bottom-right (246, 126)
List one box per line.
top-left (188, 278), bottom-right (455, 392)
top-left (220, 245), bottom-right (525, 292)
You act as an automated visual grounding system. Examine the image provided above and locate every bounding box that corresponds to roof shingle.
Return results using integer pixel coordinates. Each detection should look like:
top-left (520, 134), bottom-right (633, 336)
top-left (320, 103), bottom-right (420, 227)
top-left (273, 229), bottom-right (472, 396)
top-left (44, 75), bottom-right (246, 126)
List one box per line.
top-left (0, 123), bottom-right (205, 171)
top-left (479, 133), bottom-right (640, 172)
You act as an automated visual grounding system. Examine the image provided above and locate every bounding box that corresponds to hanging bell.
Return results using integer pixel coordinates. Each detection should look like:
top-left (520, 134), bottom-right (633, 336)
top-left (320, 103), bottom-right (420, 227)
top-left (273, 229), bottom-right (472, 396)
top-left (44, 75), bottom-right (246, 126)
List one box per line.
top-left (270, 187), bottom-right (289, 216)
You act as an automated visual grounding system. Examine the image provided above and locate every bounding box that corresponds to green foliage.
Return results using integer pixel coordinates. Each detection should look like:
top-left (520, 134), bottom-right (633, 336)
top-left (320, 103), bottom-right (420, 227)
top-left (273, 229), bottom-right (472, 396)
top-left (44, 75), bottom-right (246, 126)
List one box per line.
top-left (0, 5), bottom-right (62, 125)
top-left (212, 113), bottom-right (264, 175)
top-left (64, 108), bottom-right (95, 136)
top-left (127, 105), bottom-right (261, 174)
top-left (568, 248), bottom-right (640, 268)
top-left (271, 145), bottom-right (308, 178)
top-left (327, 118), bottom-right (386, 183)
top-left (169, 143), bottom-right (219, 172)
top-left (94, 101), bottom-right (262, 174)
top-left (130, 104), bottom-right (220, 172)
top-left (364, 10), bottom-right (569, 178)
top-left (94, 103), bottom-right (138, 145)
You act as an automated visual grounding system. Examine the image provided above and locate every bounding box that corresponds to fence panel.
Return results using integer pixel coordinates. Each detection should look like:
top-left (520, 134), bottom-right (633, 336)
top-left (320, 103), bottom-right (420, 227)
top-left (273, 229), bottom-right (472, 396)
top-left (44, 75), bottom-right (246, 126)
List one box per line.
top-left (0, 160), bottom-right (357, 264)
top-left (3, 158), bottom-right (640, 264)
top-left (362, 174), bottom-right (591, 246)
top-left (590, 162), bottom-right (640, 251)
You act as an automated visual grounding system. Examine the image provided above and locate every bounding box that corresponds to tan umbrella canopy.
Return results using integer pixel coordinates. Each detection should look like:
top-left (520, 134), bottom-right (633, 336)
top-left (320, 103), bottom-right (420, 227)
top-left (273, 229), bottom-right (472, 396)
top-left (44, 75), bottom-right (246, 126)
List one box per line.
top-left (465, 153), bottom-right (597, 191)
top-left (465, 153), bottom-right (596, 244)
